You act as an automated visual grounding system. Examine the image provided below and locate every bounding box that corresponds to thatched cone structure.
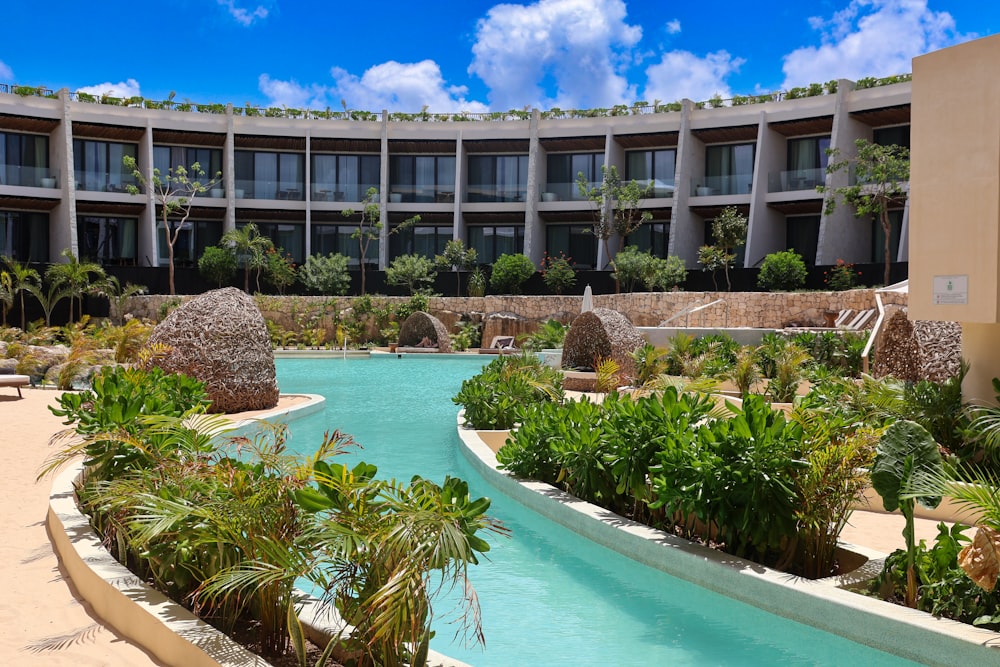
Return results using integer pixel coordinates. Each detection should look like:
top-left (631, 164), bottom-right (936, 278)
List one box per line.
top-left (398, 311), bottom-right (452, 352)
top-left (143, 287), bottom-right (279, 413)
top-left (873, 308), bottom-right (919, 381)
top-left (873, 307), bottom-right (961, 382)
top-left (562, 307), bottom-right (645, 382)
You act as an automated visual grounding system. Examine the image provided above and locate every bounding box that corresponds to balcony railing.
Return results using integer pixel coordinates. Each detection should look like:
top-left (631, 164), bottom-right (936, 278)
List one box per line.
top-left (74, 171), bottom-right (137, 192)
top-left (234, 179), bottom-right (305, 201)
top-left (540, 181), bottom-right (596, 202)
top-left (767, 168), bottom-right (825, 193)
top-left (692, 174), bottom-right (753, 196)
top-left (310, 183), bottom-right (379, 202)
top-left (0, 166), bottom-right (59, 188)
top-left (466, 186), bottom-right (527, 203)
top-left (387, 186), bottom-right (455, 203)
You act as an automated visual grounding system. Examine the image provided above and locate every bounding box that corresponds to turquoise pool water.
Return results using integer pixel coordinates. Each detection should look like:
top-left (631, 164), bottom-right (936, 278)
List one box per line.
top-left (276, 355), bottom-right (920, 667)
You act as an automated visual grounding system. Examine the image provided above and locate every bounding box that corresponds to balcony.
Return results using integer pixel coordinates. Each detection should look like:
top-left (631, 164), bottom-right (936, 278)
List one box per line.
top-left (311, 183), bottom-right (379, 202)
top-left (387, 185), bottom-right (455, 203)
top-left (74, 171), bottom-right (138, 192)
top-left (466, 185), bottom-right (526, 203)
top-left (768, 168), bottom-right (826, 193)
top-left (540, 181), bottom-right (596, 202)
top-left (692, 174), bottom-right (753, 196)
top-left (234, 179), bottom-right (305, 201)
top-left (647, 178), bottom-right (675, 199)
top-left (1, 166), bottom-right (60, 188)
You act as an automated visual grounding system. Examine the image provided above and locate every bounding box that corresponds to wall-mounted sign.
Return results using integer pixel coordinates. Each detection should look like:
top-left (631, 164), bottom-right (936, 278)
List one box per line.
top-left (933, 274), bottom-right (968, 305)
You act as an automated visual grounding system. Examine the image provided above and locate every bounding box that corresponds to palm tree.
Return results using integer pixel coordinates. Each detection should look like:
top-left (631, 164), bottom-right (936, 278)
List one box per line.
top-left (45, 249), bottom-right (105, 323)
top-left (0, 271), bottom-right (12, 327)
top-left (3, 256), bottom-right (40, 330)
top-left (25, 280), bottom-right (71, 326)
top-left (221, 223), bottom-right (273, 292)
top-left (95, 275), bottom-right (146, 325)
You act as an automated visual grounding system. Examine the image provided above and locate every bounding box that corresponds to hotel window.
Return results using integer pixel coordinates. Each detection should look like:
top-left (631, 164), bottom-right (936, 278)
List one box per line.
top-left (0, 211), bottom-right (48, 262)
top-left (311, 154), bottom-right (380, 202)
top-left (703, 143), bottom-right (755, 195)
top-left (468, 225), bottom-right (524, 263)
top-left (246, 222), bottom-right (306, 263)
top-left (0, 132), bottom-right (50, 187)
top-left (785, 137), bottom-right (830, 190)
top-left (625, 222), bottom-right (670, 258)
top-left (625, 149), bottom-right (675, 198)
top-left (234, 151), bottom-right (305, 200)
top-left (156, 220), bottom-right (223, 267)
top-left (546, 224), bottom-right (596, 269)
top-left (545, 152), bottom-right (604, 201)
top-left (873, 125), bottom-right (910, 150)
top-left (389, 224), bottom-right (453, 260)
top-left (311, 224), bottom-right (378, 266)
top-left (389, 156), bottom-right (456, 203)
top-left (466, 155), bottom-right (528, 202)
top-left (785, 215), bottom-right (820, 265)
top-left (77, 216), bottom-right (138, 264)
top-left (153, 146), bottom-right (223, 184)
top-left (73, 140), bottom-right (137, 192)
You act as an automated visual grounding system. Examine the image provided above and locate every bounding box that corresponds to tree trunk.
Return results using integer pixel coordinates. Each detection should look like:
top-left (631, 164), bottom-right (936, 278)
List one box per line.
top-left (881, 210), bottom-right (892, 286)
top-left (167, 238), bottom-right (176, 296)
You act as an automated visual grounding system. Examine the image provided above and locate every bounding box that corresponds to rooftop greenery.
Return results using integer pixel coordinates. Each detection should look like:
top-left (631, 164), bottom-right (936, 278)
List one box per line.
top-left (0, 74), bottom-right (912, 124)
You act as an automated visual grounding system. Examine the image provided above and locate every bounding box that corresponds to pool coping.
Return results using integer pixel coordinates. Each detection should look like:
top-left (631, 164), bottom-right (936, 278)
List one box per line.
top-left (45, 392), bottom-right (468, 667)
top-left (455, 415), bottom-right (1000, 666)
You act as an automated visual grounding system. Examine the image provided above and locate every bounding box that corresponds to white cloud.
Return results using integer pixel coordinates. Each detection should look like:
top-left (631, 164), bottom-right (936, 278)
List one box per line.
top-left (259, 61), bottom-right (489, 113)
top-left (328, 61), bottom-right (488, 113)
top-left (468, 0), bottom-right (642, 110)
top-left (643, 50), bottom-right (744, 104)
top-left (665, 19), bottom-right (681, 35)
top-left (218, 0), bottom-right (268, 27)
top-left (781, 0), bottom-right (975, 88)
top-left (0, 60), bottom-right (13, 81)
top-left (77, 78), bottom-right (142, 98)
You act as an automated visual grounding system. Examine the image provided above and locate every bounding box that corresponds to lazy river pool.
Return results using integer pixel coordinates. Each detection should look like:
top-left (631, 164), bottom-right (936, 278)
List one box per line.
top-left (275, 354), bottom-right (920, 666)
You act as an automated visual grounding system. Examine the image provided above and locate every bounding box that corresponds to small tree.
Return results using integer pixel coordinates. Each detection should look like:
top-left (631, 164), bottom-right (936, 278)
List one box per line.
top-left (221, 223), bottom-right (273, 293)
top-left (124, 156), bottom-right (221, 295)
top-left (577, 165), bottom-right (652, 267)
top-left (0, 271), bottom-right (12, 326)
top-left (95, 275), bottom-right (146, 325)
top-left (435, 239), bottom-right (477, 296)
top-left (299, 253), bottom-right (351, 295)
top-left (45, 248), bottom-right (105, 322)
top-left (198, 245), bottom-right (238, 288)
top-left (697, 245), bottom-right (729, 291)
top-left (2, 256), bottom-right (40, 330)
top-left (645, 255), bottom-right (687, 291)
top-left (263, 247), bottom-right (296, 295)
top-left (821, 138), bottom-right (909, 285)
top-left (702, 206), bottom-right (747, 291)
top-left (490, 253), bottom-right (535, 294)
top-left (386, 253), bottom-right (436, 295)
top-left (343, 187), bottom-right (381, 295)
top-left (611, 246), bottom-right (652, 293)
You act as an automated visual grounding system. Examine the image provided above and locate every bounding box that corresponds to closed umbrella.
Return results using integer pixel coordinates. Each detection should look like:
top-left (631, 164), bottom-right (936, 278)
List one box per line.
top-left (581, 284), bottom-right (593, 312)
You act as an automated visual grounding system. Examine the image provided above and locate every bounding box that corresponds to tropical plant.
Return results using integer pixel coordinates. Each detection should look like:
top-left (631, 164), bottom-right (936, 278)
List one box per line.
top-left (611, 246), bottom-right (653, 293)
top-left (467, 266), bottom-right (486, 297)
top-left (519, 319), bottom-right (568, 352)
top-left (871, 420), bottom-right (945, 607)
top-left (489, 253), bottom-right (535, 294)
top-left (824, 259), bottom-right (860, 291)
top-left (94, 275), bottom-right (146, 325)
top-left (703, 206), bottom-right (747, 291)
top-left (299, 252), bottom-right (351, 296)
top-left (631, 343), bottom-right (669, 387)
top-left (435, 239), bottom-right (477, 296)
top-left (222, 223), bottom-right (274, 292)
top-left (450, 319), bottom-right (482, 352)
top-left (45, 249), bottom-right (105, 322)
top-left (453, 354), bottom-right (563, 430)
top-left (2, 256), bottom-right (40, 330)
top-left (594, 357), bottom-right (622, 393)
top-left (767, 343), bottom-right (811, 403)
top-left (124, 155), bottom-right (221, 295)
top-left (198, 244), bottom-right (238, 288)
top-left (25, 279), bottom-right (71, 326)
top-left (725, 345), bottom-right (761, 397)
top-left (697, 245), bottom-right (729, 291)
top-left (0, 270), bottom-right (13, 327)
top-left (821, 138), bottom-right (909, 285)
top-left (264, 247), bottom-right (297, 295)
top-left (644, 255), bottom-right (687, 291)
top-left (576, 165), bottom-right (652, 265)
top-left (757, 250), bottom-right (808, 291)
top-left (539, 252), bottom-right (576, 294)
top-left (386, 253), bottom-right (436, 295)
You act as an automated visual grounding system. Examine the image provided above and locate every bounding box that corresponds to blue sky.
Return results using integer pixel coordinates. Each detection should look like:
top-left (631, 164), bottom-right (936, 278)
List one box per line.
top-left (2, 0), bottom-right (995, 112)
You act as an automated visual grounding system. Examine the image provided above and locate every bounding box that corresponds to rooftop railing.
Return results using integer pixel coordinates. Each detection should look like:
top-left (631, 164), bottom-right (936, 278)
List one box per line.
top-left (0, 73), bottom-right (912, 124)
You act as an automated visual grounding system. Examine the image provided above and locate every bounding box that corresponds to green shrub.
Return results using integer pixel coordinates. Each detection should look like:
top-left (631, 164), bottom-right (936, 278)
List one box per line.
top-left (757, 250), bottom-right (807, 291)
top-left (198, 245), bottom-right (237, 288)
top-left (824, 259), bottom-right (860, 290)
top-left (386, 253), bottom-right (436, 294)
top-left (489, 253), bottom-right (535, 294)
top-left (453, 354), bottom-right (563, 429)
top-left (299, 252), bottom-right (350, 295)
top-left (519, 319), bottom-right (567, 352)
top-left (540, 252), bottom-right (576, 294)
top-left (611, 246), bottom-right (651, 292)
top-left (467, 267), bottom-right (486, 297)
top-left (644, 255), bottom-right (687, 291)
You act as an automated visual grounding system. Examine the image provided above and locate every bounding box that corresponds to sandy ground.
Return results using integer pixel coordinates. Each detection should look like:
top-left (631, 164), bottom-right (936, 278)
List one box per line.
top-left (0, 385), bottom-right (956, 665)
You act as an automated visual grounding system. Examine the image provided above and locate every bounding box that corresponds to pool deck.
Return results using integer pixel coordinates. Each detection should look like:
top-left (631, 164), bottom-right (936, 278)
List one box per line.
top-left (0, 384), bottom-right (988, 665)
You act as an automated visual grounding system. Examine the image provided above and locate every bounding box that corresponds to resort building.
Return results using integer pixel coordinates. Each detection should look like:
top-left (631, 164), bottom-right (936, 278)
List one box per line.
top-left (0, 78), bottom-right (910, 274)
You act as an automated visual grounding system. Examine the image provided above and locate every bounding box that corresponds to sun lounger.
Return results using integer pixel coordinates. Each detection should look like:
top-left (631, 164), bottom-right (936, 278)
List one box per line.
top-left (479, 336), bottom-right (519, 355)
top-left (0, 374), bottom-right (30, 398)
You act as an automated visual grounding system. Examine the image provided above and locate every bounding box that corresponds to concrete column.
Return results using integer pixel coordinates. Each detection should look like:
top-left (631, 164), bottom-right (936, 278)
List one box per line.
top-left (139, 118), bottom-right (157, 266)
top-left (224, 104), bottom-right (236, 233)
top-left (962, 323), bottom-right (1000, 403)
top-left (669, 100), bottom-right (699, 265)
top-left (378, 110), bottom-right (389, 269)
top-left (816, 79), bottom-right (870, 265)
top-left (304, 127), bottom-right (312, 257)
top-left (52, 89), bottom-right (76, 261)
top-left (603, 128), bottom-right (626, 265)
top-left (744, 110), bottom-right (785, 267)
top-left (523, 109), bottom-right (543, 264)
top-left (897, 193), bottom-right (910, 262)
top-left (454, 130), bottom-right (464, 243)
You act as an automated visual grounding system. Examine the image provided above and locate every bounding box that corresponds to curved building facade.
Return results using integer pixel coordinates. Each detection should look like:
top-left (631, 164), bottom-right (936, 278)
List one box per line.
top-left (0, 79), bottom-right (910, 274)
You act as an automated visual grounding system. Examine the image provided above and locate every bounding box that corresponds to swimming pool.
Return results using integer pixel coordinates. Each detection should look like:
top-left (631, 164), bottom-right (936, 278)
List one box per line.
top-left (276, 355), bottom-right (920, 666)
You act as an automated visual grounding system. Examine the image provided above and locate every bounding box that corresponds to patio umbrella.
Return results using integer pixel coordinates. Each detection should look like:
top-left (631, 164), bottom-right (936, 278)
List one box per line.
top-left (581, 284), bottom-right (593, 312)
